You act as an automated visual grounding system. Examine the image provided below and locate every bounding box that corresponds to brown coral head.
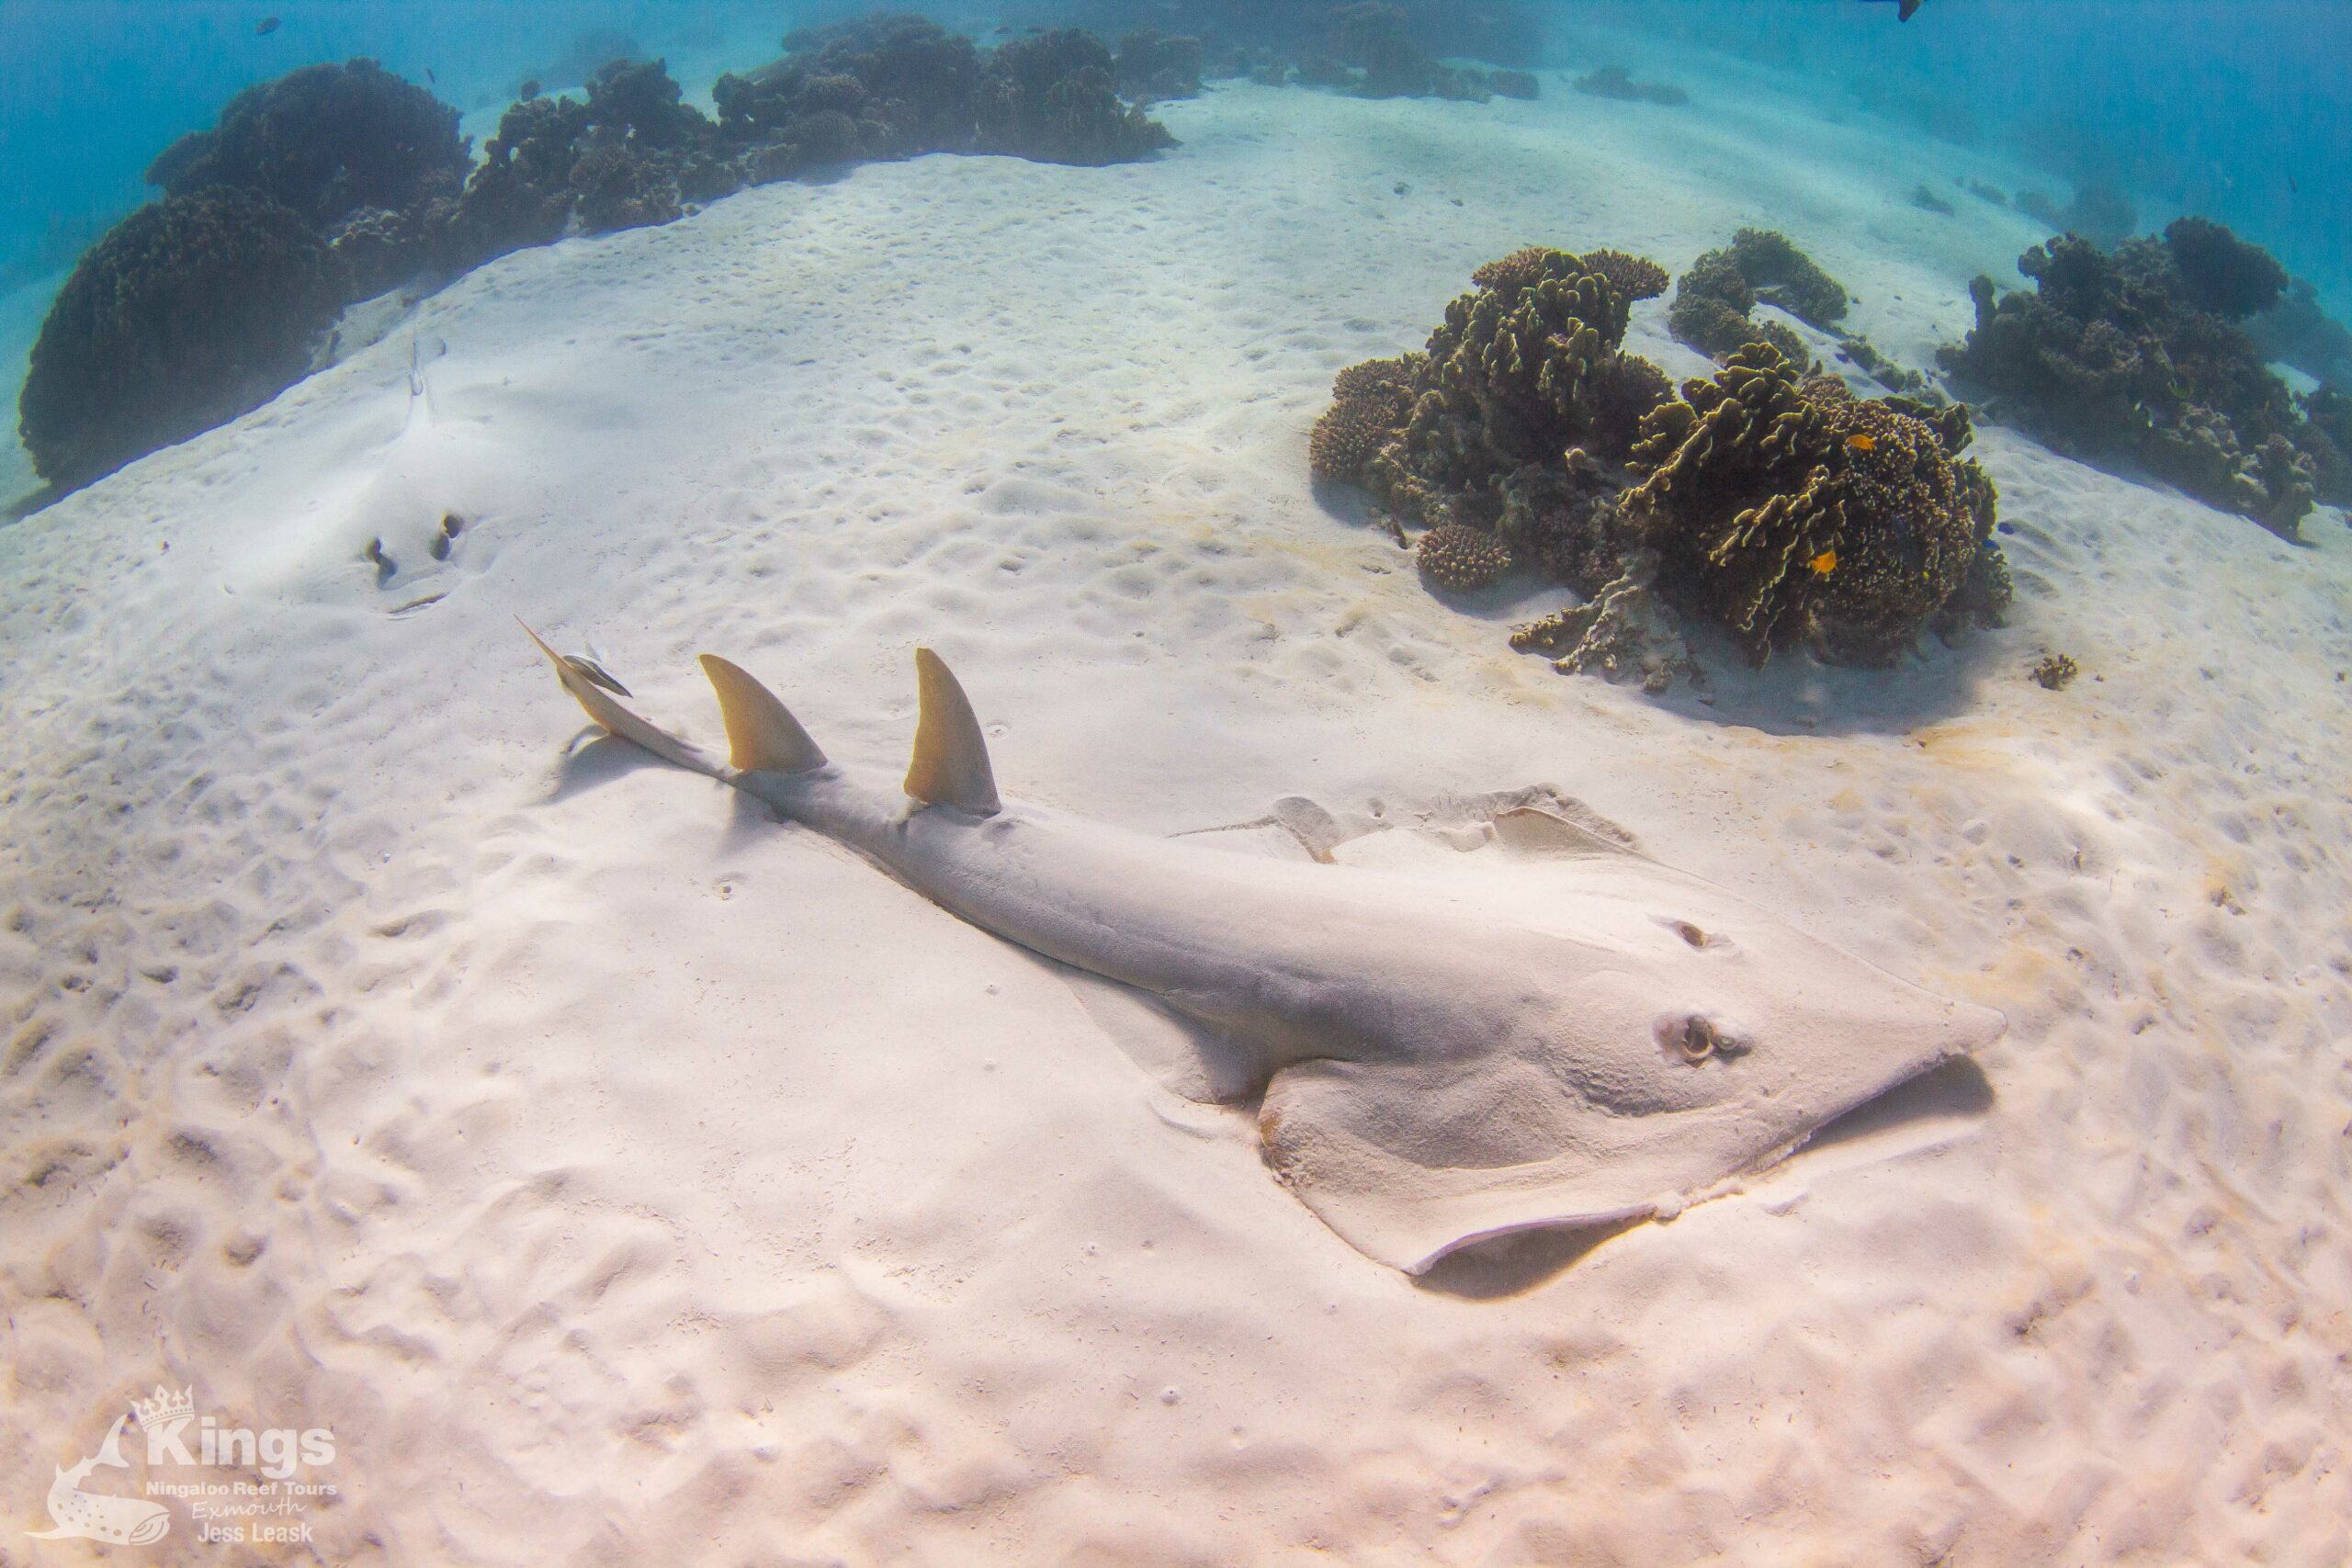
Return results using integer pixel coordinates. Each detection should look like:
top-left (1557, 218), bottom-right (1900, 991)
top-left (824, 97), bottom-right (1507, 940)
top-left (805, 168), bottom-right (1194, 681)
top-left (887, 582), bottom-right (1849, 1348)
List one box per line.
top-left (1311, 355), bottom-right (1417, 480)
top-left (1577, 248), bottom-right (1670, 302)
top-left (1417, 523), bottom-right (1513, 592)
top-left (1471, 245), bottom-right (1560, 294)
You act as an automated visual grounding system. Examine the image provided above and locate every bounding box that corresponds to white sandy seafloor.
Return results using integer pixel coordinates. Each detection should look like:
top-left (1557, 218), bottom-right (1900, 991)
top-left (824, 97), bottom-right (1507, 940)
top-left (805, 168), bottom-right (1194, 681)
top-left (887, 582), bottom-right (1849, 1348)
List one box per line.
top-left (3, 58), bottom-right (2349, 1567)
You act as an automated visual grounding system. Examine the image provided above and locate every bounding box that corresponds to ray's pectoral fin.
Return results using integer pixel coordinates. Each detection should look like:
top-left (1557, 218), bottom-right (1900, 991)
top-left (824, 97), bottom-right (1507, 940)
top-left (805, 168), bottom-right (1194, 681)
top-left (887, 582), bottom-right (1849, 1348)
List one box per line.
top-left (904, 647), bottom-right (1001, 816)
top-left (520, 619), bottom-right (721, 776)
top-left (1059, 967), bottom-right (1273, 1104)
top-left (1257, 1055), bottom-right (1695, 1275)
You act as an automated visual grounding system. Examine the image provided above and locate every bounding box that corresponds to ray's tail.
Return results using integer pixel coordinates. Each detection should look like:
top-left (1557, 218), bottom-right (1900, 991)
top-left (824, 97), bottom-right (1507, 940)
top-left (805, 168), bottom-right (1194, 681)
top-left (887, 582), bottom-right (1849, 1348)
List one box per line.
top-left (526, 623), bottom-right (1001, 816)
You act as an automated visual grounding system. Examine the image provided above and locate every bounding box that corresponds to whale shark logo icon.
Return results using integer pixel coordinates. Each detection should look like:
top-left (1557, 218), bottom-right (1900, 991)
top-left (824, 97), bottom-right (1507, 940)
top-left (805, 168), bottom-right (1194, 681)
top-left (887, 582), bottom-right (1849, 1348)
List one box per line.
top-left (26, 1415), bottom-right (170, 1546)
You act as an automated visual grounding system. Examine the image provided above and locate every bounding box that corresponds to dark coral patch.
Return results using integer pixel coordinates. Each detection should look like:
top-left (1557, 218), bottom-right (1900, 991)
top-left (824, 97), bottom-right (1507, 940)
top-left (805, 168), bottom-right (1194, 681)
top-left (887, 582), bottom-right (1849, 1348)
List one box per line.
top-left (19, 189), bottom-right (346, 490)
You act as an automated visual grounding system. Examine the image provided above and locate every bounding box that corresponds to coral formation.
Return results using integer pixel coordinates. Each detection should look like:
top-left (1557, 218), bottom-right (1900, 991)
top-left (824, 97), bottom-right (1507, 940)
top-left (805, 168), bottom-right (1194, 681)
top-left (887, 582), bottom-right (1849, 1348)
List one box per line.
top-left (1417, 522), bottom-right (1513, 590)
top-left (1315, 248), bottom-right (2009, 682)
top-left (1114, 29), bottom-right (1206, 101)
top-left (2161, 217), bottom-right (2288, 321)
top-left (1309, 356), bottom-right (1420, 481)
top-left (1727, 229), bottom-right (1848, 328)
top-left (1510, 552), bottom-right (1696, 693)
top-left (977, 29), bottom-right (1177, 164)
top-left (1360, 248), bottom-right (1668, 535)
top-left (1939, 223), bottom-right (2333, 534)
top-left (27, 30), bottom-right (1181, 498)
top-left (18, 189), bottom-right (345, 489)
top-left (2032, 653), bottom-right (2079, 690)
top-left (1572, 66), bottom-right (1687, 106)
top-left (141, 58), bottom-right (468, 301)
top-left (1666, 232), bottom-right (1847, 367)
top-left (146, 59), bottom-right (468, 232)
top-left (2014, 182), bottom-right (2135, 247)
top-left (1621, 346), bottom-right (2006, 665)
top-left (2251, 278), bottom-right (2352, 389)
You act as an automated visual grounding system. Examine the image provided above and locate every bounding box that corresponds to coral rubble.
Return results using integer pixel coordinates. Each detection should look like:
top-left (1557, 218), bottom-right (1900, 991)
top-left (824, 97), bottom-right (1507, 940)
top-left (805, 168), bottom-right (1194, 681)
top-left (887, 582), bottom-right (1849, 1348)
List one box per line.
top-left (1314, 247), bottom-right (2010, 683)
top-left (1939, 221), bottom-right (2333, 534)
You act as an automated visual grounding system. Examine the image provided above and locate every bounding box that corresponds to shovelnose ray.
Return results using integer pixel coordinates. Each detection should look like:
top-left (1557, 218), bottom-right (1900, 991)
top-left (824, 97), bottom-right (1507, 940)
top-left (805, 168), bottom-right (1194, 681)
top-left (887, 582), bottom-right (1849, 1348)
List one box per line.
top-left (523, 625), bottom-right (2006, 1273)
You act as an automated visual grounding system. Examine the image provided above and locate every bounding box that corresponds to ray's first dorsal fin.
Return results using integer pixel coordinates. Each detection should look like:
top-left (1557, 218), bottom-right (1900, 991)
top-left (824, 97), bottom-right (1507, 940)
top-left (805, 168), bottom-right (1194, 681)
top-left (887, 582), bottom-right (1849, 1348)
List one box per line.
top-left (699, 654), bottom-right (827, 774)
top-left (904, 647), bottom-right (1001, 817)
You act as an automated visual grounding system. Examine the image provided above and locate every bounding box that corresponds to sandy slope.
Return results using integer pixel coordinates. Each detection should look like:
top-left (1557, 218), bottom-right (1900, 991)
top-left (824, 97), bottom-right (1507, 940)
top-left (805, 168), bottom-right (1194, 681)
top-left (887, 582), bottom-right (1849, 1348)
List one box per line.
top-left (2, 65), bottom-right (2347, 1567)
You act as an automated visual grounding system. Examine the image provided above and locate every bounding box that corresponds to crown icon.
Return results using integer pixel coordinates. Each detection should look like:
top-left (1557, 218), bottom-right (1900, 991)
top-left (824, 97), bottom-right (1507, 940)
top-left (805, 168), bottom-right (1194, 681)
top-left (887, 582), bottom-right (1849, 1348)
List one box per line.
top-left (130, 1385), bottom-right (195, 1427)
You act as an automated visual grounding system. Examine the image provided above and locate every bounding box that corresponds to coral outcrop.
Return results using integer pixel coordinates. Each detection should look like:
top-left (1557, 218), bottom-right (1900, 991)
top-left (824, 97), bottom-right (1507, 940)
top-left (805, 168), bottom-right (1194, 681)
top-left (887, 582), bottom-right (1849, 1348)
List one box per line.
top-left (976, 29), bottom-right (1177, 164)
top-left (1314, 248), bottom-right (2009, 682)
top-left (1417, 523), bottom-right (1512, 590)
top-left (1668, 229), bottom-right (1852, 367)
top-left (146, 60), bottom-right (468, 231)
top-left (1621, 348), bottom-right (2007, 665)
top-left (1939, 222), bottom-right (2333, 534)
top-left (1115, 29), bottom-right (1206, 101)
top-left (18, 189), bottom-right (345, 489)
top-left (27, 30), bottom-right (1180, 495)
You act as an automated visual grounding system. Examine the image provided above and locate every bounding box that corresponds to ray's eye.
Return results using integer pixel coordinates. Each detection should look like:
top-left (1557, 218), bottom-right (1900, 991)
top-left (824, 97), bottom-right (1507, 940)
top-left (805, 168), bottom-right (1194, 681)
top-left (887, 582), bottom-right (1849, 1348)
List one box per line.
top-left (1674, 920), bottom-right (1708, 948)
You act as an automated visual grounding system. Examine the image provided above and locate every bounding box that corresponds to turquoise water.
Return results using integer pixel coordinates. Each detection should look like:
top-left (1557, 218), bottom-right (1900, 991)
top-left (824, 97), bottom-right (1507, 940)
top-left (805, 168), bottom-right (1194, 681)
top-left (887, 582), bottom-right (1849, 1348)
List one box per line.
top-left (2, 2), bottom-right (2343, 304)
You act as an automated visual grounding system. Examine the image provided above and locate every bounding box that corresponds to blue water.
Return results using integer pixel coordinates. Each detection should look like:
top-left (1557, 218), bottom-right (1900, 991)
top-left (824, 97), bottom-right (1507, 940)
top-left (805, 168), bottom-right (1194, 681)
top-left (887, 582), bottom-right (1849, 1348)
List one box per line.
top-left (2, 1), bottom-right (2343, 299)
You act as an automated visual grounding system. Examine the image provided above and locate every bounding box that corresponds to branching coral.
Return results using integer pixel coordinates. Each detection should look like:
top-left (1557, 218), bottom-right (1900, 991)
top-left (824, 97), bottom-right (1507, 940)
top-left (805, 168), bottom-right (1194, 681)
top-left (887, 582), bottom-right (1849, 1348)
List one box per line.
top-left (1666, 235), bottom-right (1842, 367)
top-left (1363, 249), bottom-right (1666, 531)
top-left (1418, 523), bottom-right (1513, 590)
top-left (1939, 225), bottom-right (2327, 535)
top-left (1729, 229), bottom-right (1849, 327)
top-left (19, 189), bottom-right (346, 488)
top-left (1312, 248), bottom-right (2007, 682)
top-left (1619, 346), bottom-right (2005, 665)
top-left (1309, 356), bottom-right (1420, 480)
top-left (1510, 551), bottom-right (1696, 693)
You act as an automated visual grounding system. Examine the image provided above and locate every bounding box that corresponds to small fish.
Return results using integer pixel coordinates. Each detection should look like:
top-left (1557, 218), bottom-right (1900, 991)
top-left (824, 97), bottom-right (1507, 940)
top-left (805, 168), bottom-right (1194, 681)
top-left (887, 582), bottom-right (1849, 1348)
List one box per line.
top-left (1808, 549), bottom-right (1838, 576)
top-left (1848, 433), bottom-right (1877, 452)
top-left (1860, 0), bottom-right (1925, 17)
top-left (563, 653), bottom-right (632, 697)
top-left (254, 15), bottom-right (280, 34)
top-left (425, 66), bottom-right (437, 85)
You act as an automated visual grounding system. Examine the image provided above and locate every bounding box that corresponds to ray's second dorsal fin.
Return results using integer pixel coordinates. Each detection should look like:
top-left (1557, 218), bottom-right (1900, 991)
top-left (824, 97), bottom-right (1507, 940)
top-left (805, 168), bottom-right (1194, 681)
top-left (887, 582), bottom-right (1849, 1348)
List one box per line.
top-left (904, 647), bottom-right (1001, 817)
top-left (699, 654), bottom-right (827, 774)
